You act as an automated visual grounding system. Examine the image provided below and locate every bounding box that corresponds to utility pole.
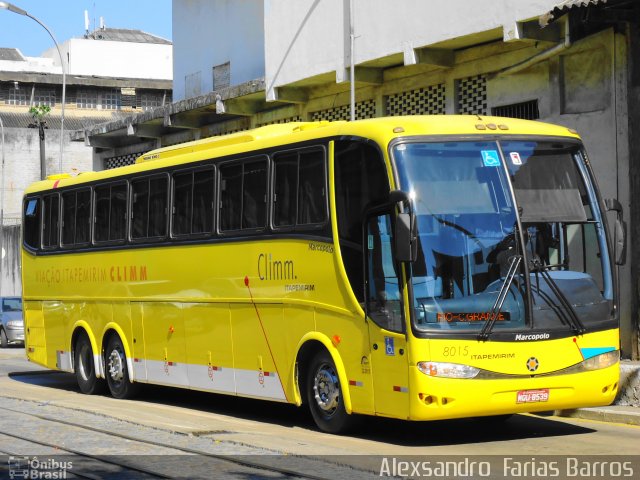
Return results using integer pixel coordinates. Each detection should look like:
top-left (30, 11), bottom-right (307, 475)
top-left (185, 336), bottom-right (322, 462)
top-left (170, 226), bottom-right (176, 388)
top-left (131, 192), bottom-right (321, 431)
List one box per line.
top-left (29, 104), bottom-right (50, 180)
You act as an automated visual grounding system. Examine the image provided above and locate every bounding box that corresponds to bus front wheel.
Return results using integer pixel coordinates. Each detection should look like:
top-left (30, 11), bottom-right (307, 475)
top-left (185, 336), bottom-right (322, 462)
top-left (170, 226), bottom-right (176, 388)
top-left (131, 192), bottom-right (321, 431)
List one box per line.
top-left (74, 333), bottom-right (104, 394)
top-left (306, 350), bottom-right (353, 434)
top-left (105, 334), bottom-right (138, 399)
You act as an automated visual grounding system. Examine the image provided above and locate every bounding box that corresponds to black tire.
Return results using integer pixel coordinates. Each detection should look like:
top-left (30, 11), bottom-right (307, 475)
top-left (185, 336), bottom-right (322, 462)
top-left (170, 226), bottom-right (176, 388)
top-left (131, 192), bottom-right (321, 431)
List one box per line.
top-left (0, 328), bottom-right (8, 348)
top-left (74, 333), bottom-right (105, 395)
top-left (306, 350), bottom-right (354, 434)
top-left (104, 334), bottom-right (139, 399)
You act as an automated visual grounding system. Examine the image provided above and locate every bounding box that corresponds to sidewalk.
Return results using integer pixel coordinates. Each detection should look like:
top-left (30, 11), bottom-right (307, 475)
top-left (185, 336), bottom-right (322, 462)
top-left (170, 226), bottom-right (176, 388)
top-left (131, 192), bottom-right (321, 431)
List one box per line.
top-left (556, 360), bottom-right (640, 426)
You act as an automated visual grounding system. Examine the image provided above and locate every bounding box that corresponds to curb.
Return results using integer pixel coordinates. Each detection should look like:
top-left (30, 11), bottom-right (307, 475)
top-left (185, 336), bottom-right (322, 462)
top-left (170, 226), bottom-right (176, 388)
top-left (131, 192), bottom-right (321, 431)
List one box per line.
top-left (555, 407), bottom-right (640, 426)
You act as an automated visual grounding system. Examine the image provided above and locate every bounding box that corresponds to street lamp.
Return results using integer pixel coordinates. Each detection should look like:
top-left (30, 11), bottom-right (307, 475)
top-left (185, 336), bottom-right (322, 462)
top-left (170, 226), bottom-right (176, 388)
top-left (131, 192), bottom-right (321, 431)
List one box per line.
top-left (0, 1), bottom-right (66, 175)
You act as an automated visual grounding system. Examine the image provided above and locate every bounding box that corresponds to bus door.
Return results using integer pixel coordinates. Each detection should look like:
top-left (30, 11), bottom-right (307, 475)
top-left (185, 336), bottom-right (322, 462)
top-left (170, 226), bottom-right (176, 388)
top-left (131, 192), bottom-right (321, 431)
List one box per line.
top-left (365, 212), bottom-right (409, 417)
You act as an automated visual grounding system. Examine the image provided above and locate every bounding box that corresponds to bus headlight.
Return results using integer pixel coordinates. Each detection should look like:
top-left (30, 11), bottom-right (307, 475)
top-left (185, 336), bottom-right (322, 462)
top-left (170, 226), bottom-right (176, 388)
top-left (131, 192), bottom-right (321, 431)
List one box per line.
top-left (580, 350), bottom-right (619, 371)
top-left (417, 361), bottom-right (480, 379)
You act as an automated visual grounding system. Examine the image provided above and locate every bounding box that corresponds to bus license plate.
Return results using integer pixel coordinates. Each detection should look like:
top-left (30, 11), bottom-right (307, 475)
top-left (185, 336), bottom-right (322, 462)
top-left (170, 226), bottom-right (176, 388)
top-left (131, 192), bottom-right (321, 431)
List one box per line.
top-left (516, 388), bottom-right (549, 403)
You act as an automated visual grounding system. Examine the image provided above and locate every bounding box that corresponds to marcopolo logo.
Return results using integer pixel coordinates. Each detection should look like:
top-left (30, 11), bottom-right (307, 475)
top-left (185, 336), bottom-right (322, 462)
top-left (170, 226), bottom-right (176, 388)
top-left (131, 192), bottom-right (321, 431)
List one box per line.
top-left (514, 333), bottom-right (550, 341)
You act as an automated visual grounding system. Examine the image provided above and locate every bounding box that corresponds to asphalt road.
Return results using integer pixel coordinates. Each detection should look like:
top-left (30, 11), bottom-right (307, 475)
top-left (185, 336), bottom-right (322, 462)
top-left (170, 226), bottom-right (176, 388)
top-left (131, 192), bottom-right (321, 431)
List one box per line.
top-left (1, 347), bottom-right (639, 479)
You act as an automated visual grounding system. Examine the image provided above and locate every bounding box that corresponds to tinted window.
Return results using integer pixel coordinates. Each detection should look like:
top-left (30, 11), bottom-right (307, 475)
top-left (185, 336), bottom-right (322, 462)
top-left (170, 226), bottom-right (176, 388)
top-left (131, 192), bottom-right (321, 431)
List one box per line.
top-left (131, 176), bottom-right (168, 240)
top-left (273, 149), bottom-right (327, 229)
top-left (172, 168), bottom-right (214, 236)
top-left (219, 158), bottom-right (267, 232)
top-left (42, 194), bottom-right (60, 249)
top-left (94, 182), bottom-right (127, 243)
top-left (23, 198), bottom-right (41, 250)
top-left (62, 189), bottom-right (91, 246)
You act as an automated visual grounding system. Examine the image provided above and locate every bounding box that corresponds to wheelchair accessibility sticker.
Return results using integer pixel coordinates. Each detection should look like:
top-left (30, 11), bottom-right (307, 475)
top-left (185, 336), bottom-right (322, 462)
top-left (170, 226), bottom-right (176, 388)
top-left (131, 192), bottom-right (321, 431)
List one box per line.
top-left (481, 150), bottom-right (501, 167)
top-left (384, 336), bottom-right (395, 356)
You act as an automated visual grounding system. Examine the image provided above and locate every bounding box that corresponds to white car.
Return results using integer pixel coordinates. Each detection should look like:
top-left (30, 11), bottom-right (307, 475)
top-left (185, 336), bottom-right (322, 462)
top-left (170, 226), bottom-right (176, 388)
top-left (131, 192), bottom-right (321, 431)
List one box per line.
top-left (0, 297), bottom-right (24, 347)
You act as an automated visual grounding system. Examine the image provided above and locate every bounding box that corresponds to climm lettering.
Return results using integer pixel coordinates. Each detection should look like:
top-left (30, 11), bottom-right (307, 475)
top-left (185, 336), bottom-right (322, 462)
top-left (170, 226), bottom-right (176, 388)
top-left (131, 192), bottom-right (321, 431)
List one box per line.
top-left (110, 265), bottom-right (148, 282)
top-left (258, 253), bottom-right (296, 281)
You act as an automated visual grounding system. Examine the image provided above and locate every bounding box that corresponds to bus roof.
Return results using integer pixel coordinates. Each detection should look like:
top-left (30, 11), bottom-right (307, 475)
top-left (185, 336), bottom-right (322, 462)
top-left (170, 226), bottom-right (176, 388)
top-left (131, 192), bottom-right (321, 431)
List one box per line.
top-left (24, 115), bottom-right (580, 194)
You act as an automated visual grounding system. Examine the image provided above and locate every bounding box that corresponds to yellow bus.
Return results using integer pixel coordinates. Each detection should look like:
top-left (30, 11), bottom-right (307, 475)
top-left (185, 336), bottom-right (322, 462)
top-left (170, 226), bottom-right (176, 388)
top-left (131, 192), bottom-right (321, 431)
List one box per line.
top-left (21, 116), bottom-right (624, 433)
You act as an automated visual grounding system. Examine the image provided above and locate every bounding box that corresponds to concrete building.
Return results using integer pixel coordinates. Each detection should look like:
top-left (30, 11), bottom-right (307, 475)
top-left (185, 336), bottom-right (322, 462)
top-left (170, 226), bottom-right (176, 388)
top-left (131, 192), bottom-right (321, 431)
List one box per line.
top-left (0, 27), bottom-right (173, 295)
top-left (172, 0), bottom-right (264, 102)
top-left (73, 0), bottom-right (639, 358)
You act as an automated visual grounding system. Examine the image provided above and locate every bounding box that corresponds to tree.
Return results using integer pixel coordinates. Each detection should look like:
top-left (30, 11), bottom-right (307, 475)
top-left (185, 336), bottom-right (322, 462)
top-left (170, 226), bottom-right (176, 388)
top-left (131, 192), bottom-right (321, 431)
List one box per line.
top-left (28, 104), bottom-right (51, 180)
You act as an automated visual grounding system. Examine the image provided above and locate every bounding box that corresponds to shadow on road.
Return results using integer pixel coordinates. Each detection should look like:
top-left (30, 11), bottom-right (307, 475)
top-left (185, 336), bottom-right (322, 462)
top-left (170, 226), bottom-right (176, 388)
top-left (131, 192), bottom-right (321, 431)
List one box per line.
top-left (7, 370), bottom-right (597, 446)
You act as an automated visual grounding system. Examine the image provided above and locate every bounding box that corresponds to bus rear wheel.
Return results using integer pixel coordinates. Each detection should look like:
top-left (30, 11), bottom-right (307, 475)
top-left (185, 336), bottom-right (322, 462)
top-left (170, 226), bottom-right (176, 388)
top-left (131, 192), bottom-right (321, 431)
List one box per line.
top-left (74, 333), bottom-right (104, 394)
top-left (306, 350), bottom-right (354, 434)
top-left (105, 334), bottom-right (139, 399)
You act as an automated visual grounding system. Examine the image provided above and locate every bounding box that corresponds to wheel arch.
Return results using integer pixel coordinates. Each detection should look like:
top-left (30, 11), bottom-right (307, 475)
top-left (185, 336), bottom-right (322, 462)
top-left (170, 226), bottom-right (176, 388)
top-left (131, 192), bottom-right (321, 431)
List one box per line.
top-left (71, 321), bottom-right (101, 376)
top-left (293, 332), bottom-right (352, 414)
top-left (101, 322), bottom-right (135, 382)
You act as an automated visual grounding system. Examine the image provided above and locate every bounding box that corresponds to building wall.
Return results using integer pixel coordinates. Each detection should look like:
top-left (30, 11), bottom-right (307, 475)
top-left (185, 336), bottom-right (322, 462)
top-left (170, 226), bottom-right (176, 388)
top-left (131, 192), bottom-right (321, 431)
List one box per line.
top-left (42, 39), bottom-right (172, 80)
top-left (172, 0), bottom-right (264, 101)
top-left (0, 226), bottom-right (22, 297)
top-left (264, 0), bottom-right (562, 98)
top-left (1, 127), bottom-right (93, 221)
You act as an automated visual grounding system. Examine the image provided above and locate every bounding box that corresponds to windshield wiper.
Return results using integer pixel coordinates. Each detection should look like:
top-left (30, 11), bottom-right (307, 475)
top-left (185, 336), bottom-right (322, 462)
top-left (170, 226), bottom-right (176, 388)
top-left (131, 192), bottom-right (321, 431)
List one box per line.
top-left (529, 258), bottom-right (586, 335)
top-left (478, 254), bottom-right (522, 341)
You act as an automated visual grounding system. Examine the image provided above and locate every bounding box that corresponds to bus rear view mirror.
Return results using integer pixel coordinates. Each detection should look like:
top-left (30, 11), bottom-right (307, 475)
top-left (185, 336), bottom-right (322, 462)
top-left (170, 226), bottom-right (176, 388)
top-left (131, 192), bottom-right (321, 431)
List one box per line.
top-left (605, 198), bottom-right (626, 265)
top-left (395, 213), bottom-right (417, 263)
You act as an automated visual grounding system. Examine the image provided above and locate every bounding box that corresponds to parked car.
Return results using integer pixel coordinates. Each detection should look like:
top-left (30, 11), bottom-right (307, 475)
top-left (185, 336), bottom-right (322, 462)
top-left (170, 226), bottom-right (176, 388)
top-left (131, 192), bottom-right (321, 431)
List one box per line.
top-left (0, 297), bottom-right (24, 347)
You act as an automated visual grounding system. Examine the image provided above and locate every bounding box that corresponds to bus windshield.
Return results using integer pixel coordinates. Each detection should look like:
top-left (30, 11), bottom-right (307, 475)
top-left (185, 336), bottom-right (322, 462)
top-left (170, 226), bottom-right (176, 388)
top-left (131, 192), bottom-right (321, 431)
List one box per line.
top-left (393, 139), bottom-right (614, 335)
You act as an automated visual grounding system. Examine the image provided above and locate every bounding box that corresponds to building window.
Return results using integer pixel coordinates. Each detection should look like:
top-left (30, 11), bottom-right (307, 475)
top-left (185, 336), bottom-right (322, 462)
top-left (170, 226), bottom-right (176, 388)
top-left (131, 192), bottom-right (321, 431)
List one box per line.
top-left (34, 89), bottom-right (56, 107)
top-left (212, 62), bottom-right (230, 90)
top-left (185, 71), bottom-right (202, 99)
top-left (492, 100), bottom-right (540, 120)
top-left (387, 85), bottom-right (445, 116)
top-left (311, 100), bottom-right (376, 121)
top-left (103, 89), bottom-right (121, 110)
top-left (7, 86), bottom-right (28, 105)
top-left (140, 93), bottom-right (163, 111)
top-left (457, 75), bottom-right (487, 115)
top-left (104, 152), bottom-right (139, 169)
top-left (76, 89), bottom-right (97, 109)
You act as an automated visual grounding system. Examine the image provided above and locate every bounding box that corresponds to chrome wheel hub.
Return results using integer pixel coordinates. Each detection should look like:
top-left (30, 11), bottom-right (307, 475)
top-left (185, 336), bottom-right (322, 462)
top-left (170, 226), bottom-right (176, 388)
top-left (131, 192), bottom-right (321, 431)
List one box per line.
top-left (313, 363), bottom-right (339, 415)
top-left (107, 349), bottom-right (124, 382)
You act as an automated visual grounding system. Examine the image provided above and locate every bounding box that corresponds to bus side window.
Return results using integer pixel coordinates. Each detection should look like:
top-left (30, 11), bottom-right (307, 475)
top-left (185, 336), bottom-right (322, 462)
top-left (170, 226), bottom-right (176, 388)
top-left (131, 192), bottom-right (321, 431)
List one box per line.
top-left (220, 158), bottom-right (267, 232)
top-left (193, 168), bottom-right (215, 234)
top-left (172, 171), bottom-right (193, 236)
top-left (94, 182), bottom-right (127, 243)
top-left (42, 194), bottom-right (60, 249)
top-left (242, 159), bottom-right (267, 229)
top-left (273, 152), bottom-right (297, 227)
top-left (220, 164), bottom-right (242, 231)
top-left (75, 189), bottom-right (91, 244)
top-left (298, 149), bottom-right (326, 225)
top-left (131, 176), bottom-right (168, 240)
top-left (272, 147), bottom-right (327, 229)
top-left (149, 176), bottom-right (168, 237)
top-left (62, 189), bottom-right (91, 247)
top-left (23, 197), bottom-right (41, 250)
top-left (110, 183), bottom-right (128, 241)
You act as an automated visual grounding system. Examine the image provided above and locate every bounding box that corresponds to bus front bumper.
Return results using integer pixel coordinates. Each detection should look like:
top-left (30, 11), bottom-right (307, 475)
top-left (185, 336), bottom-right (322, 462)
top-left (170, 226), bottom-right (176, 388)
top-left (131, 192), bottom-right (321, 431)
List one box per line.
top-left (407, 363), bottom-right (619, 421)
